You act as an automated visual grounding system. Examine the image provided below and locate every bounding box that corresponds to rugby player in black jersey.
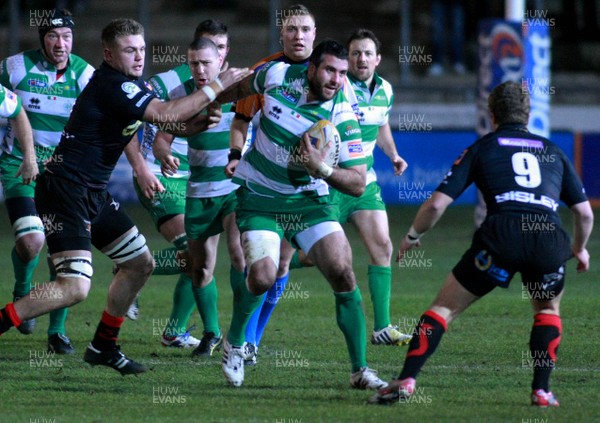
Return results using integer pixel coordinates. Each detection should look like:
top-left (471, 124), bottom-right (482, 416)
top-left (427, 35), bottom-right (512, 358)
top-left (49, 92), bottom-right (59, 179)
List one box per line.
top-left (370, 81), bottom-right (593, 407)
top-left (0, 18), bottom-right (251, 375)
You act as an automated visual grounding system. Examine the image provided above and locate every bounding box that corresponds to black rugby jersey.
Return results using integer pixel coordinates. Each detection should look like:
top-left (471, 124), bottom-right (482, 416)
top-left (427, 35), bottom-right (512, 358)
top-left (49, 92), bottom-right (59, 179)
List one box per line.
top-left (437, 124), bottom-right (587, 217)
top-left (46, 62), bottom-right (157, 189)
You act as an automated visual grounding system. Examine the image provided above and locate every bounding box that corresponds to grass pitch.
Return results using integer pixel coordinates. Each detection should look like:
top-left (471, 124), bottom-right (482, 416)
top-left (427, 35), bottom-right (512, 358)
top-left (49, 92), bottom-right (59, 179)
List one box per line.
top-left (0, 204), bottom-right (598, 422)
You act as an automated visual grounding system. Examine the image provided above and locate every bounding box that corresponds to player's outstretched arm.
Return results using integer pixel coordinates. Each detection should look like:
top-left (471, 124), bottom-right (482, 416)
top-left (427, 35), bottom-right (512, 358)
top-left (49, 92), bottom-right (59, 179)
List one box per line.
top-left (158, 101), bottom-right (223, 137)
top-left (376, 122), bottom-right (407, 176)
top-left (299, 133), bottom-right (366, 197)
top-left (570, 200), bottom-right (594, 272)
top-left (144, 67), bottom-right (252, 124)
top-left (216, 73), bottom-right (255, 105)
top-left (398, 191), bottom-right (454, 262)
top-left (12, 108), bottom-right (38, 185)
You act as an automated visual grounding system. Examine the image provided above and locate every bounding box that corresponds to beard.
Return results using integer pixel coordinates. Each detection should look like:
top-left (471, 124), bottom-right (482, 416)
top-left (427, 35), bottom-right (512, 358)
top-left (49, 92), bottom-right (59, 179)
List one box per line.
top-left (308, 77), bottom-right (337, 102)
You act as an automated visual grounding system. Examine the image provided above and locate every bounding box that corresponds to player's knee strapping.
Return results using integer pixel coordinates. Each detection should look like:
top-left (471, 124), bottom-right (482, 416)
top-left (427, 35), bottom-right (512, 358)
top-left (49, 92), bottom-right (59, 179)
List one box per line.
top-left (53, 256), bottom-right (93, 282)
top-left (241, 230), bottom-right (280, 269)
top-left (105, 230), bottom-right (148, 264)
top-left (12, 215), bottom-right (44, 239)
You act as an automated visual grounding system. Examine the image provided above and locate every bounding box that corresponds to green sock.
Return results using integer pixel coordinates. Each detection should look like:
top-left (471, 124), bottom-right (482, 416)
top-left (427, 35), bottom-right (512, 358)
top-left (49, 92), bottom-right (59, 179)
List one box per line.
top-left (192, 277), bottom-right (220, 336)
top-left (48, 308), bottom-right (68, 336)
top-left (152, 247), bottom-right (181, 275)
top-left (368, 265), bottom-right (392, 331)
top-left (11, 247), bottom-right (39, 298)
top-left (46, 255), bottom-right (69, 336)
top-left (163, 274), bottom-right (195, 337)
top-left (227, 275), bottom-right (264, 347)
top-left (335, 288), bottom-right (367, 372)
top-left (289, 251), bottom-right (304, 270)
top-left (229, 266), bottom-right (245, 294)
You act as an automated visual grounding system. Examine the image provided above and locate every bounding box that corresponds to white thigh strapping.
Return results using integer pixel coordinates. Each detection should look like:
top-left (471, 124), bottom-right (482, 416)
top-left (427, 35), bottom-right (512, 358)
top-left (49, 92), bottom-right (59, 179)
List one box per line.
top-left (295, 221), bottom-right (343, 255)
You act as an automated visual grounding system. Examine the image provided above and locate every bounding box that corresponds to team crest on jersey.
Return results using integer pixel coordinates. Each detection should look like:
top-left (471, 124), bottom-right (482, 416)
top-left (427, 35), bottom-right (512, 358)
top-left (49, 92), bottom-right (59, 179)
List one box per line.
top-left (122, 82), bottom-right (141, 99)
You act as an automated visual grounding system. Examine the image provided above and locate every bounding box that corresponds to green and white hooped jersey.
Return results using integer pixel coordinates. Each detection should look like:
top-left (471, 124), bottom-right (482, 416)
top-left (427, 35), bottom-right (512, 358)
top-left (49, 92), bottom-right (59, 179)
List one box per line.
top-left (0, 84), bottom-right (22, 119)
top-left (346, 73), bottom-right (393, 185)
top-left (141, 64), bottom-right (192, 179)
top-left (233, 61), bottom-right (366, 199)
top-left (177, 78), bottom-right (245, 198)
top-left (0, 50), bottom-right (94, 161)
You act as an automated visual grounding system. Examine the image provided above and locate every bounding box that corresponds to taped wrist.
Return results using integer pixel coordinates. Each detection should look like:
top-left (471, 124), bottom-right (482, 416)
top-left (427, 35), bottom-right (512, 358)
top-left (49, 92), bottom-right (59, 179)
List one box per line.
top-left (228, 148), bottom-right (242, 162)
top-left (313, 162), bottom-right (333, 179)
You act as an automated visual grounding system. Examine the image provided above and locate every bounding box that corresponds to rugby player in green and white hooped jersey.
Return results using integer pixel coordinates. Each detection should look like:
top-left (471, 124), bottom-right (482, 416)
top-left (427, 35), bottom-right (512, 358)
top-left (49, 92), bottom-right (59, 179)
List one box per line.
top-left (330, 29), bottom-right (412, 347)
top-left (153, 36), bottom-right (248, 358)
top-left (0, 9), bottom-right (94, 354)
top-left (219, 40), bottom-right (388, 390)
top-left (125, 20), bottom-right (233, 352)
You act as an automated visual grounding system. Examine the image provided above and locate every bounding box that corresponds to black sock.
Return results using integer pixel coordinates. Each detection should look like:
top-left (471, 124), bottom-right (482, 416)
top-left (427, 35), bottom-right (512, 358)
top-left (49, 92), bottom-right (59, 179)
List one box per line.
top-left (0, 303), bottom-right (21, 334)
top-left (91, 311), bottom-right (124, 351)
top-left (530, 313), bottom-right (561, 391)
top-left (399, 310), bottom-right (447, 380)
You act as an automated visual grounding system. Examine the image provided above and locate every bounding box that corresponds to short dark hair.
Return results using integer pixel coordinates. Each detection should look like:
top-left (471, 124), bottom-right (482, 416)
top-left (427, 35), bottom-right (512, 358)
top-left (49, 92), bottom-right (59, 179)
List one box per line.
top-left (101, 18), bottom-right (144, 48)
top-left (189, 37), bottom-right (219, 55)
top-left (281, 4), bottom-right (315, 26)
top-left (309, 40), bottom-right (348, 68)
top-left (193, 19), bottom-right (228, 42)
top-left (488, 81), bottom-right (530, 125)
top-left (346, 29), bottom-right (381, 55)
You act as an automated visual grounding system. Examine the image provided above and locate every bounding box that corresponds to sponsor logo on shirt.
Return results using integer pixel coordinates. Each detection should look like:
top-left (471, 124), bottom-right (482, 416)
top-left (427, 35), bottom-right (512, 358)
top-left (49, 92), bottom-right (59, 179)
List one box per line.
top-left (347, 140), bottom-right (363, 157)
top-left (495, 190), bottom-right (559, 211)
top-left (344, 125), bottom-right (361, 137)
top-left (28, 79), bottom-right (48, 88)
top-left (268, 105), bottom-right (282, 120)
top-left (136, 93), bottom-right (152, 108)
top-left (498, 138), bottom-right (544, 149)
top-left (28, 97), bottom-right (41, 110)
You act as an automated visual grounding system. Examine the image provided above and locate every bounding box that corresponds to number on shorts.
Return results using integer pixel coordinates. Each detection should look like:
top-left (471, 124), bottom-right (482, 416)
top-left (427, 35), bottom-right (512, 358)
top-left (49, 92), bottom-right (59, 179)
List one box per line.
top-left (511, 152), bottom-right (541, 188)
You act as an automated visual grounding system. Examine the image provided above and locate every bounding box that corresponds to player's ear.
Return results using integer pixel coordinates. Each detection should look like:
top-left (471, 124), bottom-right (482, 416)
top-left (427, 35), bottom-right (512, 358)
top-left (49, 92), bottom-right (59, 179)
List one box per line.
top-left (103, 47), bottom-right (112, 62)
top-left (307, 62), bottom-right (316, 79)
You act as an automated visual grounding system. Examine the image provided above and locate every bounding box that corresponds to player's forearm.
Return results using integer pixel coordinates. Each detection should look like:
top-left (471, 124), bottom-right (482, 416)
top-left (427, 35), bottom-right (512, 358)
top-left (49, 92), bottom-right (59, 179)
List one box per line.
top-left (217, 74), bottom-right (254, 105)
top-left (124, 138), bottom-right (149, 176)
top-left (12, 110), bottom-right (35, 162)
top-left (325, 165), bottom-right (366, 197)
top-left (152, 132), bottom-right (175, 164)
top-left (230, 118), bottom-right (250, 151)
top-left (571, 201), bottom-right (594, 252)
top-left (158, 114), bottom-right (207, 137)
top-left (149, 86), bottom-right (217, 124)
top-left (376, 123), bottom-right (399, 159)
top-left (410, 191), bottom-right (454, 236)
